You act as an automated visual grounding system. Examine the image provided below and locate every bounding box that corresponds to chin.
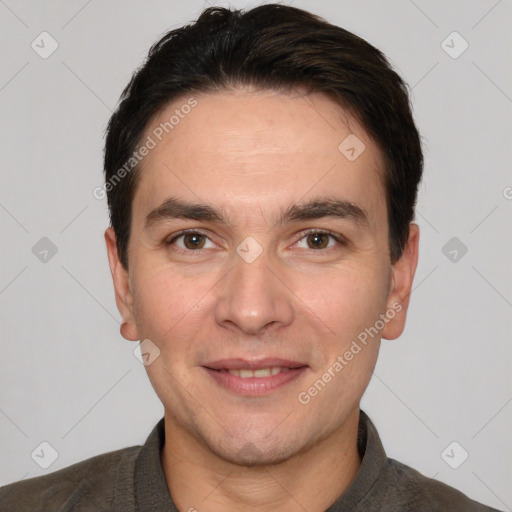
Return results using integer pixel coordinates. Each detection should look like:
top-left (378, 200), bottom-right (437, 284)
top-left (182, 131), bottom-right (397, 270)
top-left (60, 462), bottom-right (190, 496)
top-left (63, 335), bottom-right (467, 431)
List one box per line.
top-left (213, 439), bottom-right (302, 467)
top-left (200, 421), bottom-right (314, 467)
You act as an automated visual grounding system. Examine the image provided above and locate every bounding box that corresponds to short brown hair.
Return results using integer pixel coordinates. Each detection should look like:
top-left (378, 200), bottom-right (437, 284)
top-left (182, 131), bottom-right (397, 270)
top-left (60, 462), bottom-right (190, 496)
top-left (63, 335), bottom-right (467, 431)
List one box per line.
top-left (103, 4), bottom-right (423, 267)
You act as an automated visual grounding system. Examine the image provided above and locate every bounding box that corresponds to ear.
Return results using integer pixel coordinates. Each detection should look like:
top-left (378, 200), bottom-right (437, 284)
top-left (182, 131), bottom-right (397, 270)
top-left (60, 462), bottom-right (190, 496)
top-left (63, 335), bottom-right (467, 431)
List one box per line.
top-left (104, 227), bottom-right (139, 341)
top-left (382, 223), bottom-right (420, 340)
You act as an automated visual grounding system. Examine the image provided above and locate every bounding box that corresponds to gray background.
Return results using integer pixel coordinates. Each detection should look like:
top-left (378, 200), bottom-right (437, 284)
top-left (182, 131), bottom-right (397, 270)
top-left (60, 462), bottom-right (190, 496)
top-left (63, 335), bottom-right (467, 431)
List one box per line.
top-left (1, 0), bottom-right (511, 509)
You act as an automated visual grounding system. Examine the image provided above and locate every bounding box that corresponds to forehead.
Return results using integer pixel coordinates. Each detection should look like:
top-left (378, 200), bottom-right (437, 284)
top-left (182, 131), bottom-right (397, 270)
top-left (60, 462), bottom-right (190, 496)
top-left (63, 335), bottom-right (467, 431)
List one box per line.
top-left (133, 89), bottom-right (386, 226)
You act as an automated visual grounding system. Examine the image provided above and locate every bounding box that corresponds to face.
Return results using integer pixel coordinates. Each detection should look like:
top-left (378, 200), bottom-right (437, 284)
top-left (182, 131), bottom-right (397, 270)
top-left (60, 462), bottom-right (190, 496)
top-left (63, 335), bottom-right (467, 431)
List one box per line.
top-left (106, 88), bottom-right (418, 465)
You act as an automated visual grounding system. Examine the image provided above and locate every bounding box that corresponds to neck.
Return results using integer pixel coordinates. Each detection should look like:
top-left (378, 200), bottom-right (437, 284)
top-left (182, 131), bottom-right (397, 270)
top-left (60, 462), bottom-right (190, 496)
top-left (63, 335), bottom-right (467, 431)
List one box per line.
top-left (161, 408), bottom-right (362, 512)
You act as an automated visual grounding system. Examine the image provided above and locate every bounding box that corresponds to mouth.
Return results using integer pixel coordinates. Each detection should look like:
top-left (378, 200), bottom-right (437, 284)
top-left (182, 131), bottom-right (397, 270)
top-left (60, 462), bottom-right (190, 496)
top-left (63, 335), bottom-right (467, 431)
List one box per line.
top-left (216, 367), bottom-right (292, 378)
top-left (202, 358), bottom-right (309, 395)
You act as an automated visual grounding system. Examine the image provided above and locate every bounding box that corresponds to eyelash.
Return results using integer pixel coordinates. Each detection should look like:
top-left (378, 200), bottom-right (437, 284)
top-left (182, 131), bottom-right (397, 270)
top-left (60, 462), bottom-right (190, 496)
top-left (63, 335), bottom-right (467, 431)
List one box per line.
top-left (165, 228), bottom-right (347, 255)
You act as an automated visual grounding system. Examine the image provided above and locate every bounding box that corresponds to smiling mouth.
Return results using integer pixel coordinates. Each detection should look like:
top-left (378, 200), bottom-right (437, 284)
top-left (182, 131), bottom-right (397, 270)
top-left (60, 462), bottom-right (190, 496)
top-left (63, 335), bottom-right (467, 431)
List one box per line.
top-left (208, 367), bottom-right (294, 378)
top-left (202, 359), bottom-right (308, 395)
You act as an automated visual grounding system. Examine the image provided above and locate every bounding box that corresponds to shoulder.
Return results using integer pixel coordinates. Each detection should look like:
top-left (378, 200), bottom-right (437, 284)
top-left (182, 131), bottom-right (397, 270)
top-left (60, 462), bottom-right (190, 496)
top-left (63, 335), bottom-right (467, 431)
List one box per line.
top-left (376, 457), bottom-right (501, 512)
top-left (0, 445), bottom-right (141, 512)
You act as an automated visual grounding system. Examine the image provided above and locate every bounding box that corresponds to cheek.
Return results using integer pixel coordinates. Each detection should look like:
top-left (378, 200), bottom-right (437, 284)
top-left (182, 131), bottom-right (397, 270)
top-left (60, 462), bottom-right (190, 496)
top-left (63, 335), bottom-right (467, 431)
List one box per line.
top-left (131, 269), bottom-right (195, 341)
top-left (294, 263), bottom-right (389, 337)
top-left (131, 272), bottom-right (205, 392)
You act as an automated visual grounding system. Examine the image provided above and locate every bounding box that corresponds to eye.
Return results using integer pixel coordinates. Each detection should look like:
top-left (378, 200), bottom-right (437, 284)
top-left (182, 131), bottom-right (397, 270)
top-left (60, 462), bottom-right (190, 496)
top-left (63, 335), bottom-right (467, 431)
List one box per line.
top-left (295, 230), bottom-right (342, 250)
top-left (166, 231), bottom-right (216, 251)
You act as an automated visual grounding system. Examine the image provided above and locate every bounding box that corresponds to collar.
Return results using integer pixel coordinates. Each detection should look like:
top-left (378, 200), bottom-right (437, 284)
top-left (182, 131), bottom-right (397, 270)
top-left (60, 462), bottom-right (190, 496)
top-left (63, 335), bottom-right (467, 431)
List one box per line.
top-left (327, 410), bottom-right (388, 510)
top-left (133, 418), bottom-right (177, 511)
top-left (131, 409), bottom-right (387, 511)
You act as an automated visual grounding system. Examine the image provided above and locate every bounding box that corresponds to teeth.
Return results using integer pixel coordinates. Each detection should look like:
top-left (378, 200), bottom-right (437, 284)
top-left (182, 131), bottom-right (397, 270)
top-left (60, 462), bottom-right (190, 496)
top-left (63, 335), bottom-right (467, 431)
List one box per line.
top-left (254, 368), bottom-right (271, 377)
top-left (227, 367), bottom-right (288, 378)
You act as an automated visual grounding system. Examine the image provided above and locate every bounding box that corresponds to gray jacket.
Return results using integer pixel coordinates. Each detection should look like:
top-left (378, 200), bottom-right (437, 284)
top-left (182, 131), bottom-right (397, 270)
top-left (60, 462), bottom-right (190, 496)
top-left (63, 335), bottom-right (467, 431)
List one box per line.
top-left (0, 411), bottom-right (502, 511)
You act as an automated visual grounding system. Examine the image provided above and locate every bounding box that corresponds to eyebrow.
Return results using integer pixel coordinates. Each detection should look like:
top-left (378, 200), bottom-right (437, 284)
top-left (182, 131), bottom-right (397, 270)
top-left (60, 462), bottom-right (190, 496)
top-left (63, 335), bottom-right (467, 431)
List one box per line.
top-left (144, 196), bottom-right (369, 229)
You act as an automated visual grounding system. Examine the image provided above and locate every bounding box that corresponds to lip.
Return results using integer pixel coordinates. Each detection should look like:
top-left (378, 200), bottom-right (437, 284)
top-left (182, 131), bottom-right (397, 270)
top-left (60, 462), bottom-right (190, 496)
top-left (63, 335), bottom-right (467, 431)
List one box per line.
top-left (203, 358), bottom-right (307, 371)
top-left (202, 358), bottom-right (309, 396)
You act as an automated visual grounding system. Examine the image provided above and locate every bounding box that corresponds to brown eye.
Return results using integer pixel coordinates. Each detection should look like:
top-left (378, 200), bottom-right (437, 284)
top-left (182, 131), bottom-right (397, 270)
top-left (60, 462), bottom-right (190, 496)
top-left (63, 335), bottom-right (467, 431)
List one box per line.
top-left (306, 233), bottom-right (330, 249)
top-left (167, 231), bottom-right (215, 251)
top-left (182, 233), bottom-right (206, 249)
top-left (295, 231), bottom-right (341, 251)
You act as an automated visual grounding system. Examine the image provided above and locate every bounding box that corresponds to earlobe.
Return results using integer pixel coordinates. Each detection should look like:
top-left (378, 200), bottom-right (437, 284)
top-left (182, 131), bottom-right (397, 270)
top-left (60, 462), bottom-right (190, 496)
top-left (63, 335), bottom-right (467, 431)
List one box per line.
top-left (120, 321), bottom-right (138, 341)
top-left (382, 223), bottom-right (420, 340)
top-left (104, 227), bottom-right (139, 341)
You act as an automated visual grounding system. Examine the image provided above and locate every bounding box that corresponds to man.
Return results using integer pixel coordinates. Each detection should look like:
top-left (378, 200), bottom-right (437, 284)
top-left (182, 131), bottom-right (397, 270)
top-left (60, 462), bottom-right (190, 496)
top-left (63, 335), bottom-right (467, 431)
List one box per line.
top-left (0, 4), bottom-right (501, 511)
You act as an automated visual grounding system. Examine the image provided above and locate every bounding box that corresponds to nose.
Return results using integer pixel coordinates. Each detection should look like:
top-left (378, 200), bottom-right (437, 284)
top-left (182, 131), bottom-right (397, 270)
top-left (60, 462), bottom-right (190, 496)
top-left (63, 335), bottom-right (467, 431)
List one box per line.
top-left (214, 249), bottom-right (294, 335)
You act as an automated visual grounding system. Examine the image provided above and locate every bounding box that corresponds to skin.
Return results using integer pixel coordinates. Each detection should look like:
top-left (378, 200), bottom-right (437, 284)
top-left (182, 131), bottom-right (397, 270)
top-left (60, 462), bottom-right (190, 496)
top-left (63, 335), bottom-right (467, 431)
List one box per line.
top-left (105, 88), bottom-right (419, 511)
